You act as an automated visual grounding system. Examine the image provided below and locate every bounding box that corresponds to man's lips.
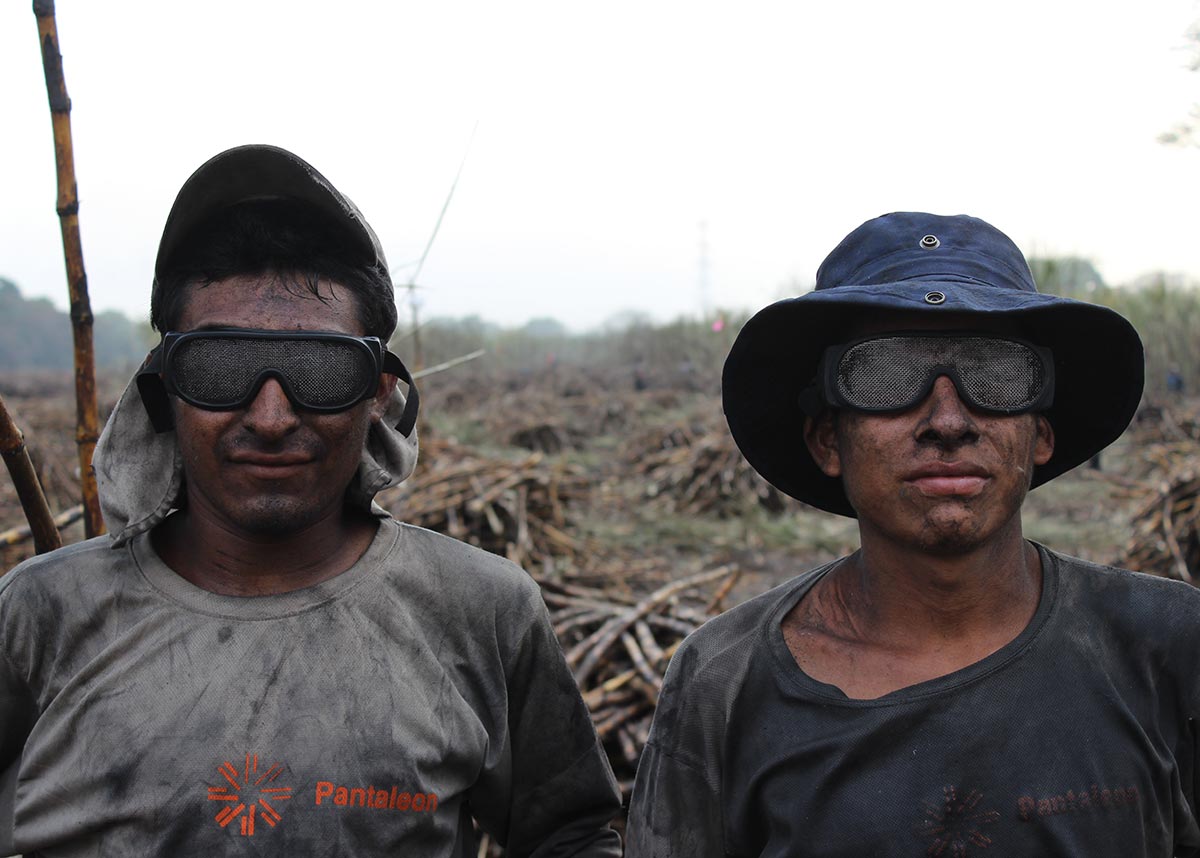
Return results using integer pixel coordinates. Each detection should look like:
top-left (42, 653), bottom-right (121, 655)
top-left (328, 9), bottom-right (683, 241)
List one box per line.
top-left (903, 463), bottom-right (991, 497)
top-left (227, 453), bottom-right (315, 477)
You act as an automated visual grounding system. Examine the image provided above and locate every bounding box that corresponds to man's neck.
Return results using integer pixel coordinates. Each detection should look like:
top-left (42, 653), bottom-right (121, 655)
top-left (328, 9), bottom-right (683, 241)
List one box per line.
top-left (782, 519), bottom-right (1043, 699)
top-left (151, 506), bottom-right (379, 597)
top-left (846, 519), bottom-right (1042, 645)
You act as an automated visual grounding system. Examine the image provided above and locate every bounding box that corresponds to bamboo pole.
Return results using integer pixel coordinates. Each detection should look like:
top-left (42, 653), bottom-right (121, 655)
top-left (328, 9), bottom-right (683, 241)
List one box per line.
top-left (34, 0), bottom-right (104, 538)
top-left (0, 504), bottom-right (84, 548)
top-left (0, 394), bottom-right (62, 555)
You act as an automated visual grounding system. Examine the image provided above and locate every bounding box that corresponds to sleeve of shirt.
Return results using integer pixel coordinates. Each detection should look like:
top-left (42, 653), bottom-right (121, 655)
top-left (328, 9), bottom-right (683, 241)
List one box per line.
top-left (626, 742), bottom-right (724, 857)
top-left (469, 577), bottom-right (623, 858)
top-left (1179, 671), bottom-right (1200, 857)
top-left (625, 637), bottom-right (727, 858)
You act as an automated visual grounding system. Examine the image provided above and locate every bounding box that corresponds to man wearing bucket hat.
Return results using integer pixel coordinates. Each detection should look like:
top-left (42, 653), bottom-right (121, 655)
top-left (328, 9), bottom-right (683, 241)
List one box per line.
top-left (627, 212), bottom-right (1200, 855)
top-left (0, 145), bottom-right (621, 855)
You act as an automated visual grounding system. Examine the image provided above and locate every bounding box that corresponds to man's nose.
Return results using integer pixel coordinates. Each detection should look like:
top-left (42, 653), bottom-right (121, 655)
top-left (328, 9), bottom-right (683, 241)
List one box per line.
top-left (242, 377), bottom-right (301, 438)
top-left (916, 375), bottom-right (978, 444)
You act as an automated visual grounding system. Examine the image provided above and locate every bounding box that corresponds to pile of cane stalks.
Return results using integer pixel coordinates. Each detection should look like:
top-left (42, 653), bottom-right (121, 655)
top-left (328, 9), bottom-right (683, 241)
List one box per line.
top-left (377, 437), bottom-right (589, 574)
top-left (545, 564), bottom-right (739, 795)
top-left (1115, 400), bottom-right (1200, 582)
top-left (629, 416), bottom-right (789, 517)
top-left (377, 436), bottom-right (740, 799)
top-left (1117, 448), bottom-right (1200, 583)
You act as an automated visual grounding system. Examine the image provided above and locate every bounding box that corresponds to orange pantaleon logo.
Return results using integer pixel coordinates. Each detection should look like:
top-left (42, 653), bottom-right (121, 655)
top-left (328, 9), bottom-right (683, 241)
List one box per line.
top-left (314, 780), bottom-right (438, 812)
top-left (207, 753), bottom-right (294, 836)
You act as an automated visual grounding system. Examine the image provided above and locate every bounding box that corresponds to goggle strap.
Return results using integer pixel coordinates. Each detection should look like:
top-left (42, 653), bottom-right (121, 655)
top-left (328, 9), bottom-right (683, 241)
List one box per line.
top-left (797, 383), bottom-right (825, 417)
top-left (136, 346), bottom-right (176, 434)
top-left (383, 351), bottom-right (420, 438)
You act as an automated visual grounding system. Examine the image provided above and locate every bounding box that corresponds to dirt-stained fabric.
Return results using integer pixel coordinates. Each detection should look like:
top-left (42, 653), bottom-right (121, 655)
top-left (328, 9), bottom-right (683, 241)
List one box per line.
top-left (0, 519), bottom-right (621, 856)
top-left (627, 545), bottom-right (1200, 857)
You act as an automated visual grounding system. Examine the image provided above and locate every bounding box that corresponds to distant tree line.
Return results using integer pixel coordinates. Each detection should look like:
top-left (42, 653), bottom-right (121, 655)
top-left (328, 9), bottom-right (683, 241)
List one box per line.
top-left (5, 262), bottom-right (1195, 401)
top-left (396, 260), bottom-right (1200, 402)
top-left (390, 310), bottom-right (747, 395)
top-left (0, 278), bottom-right (156, 371)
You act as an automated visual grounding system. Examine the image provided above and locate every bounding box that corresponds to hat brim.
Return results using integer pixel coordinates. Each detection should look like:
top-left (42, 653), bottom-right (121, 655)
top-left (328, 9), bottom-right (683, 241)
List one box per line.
top-left (722, 280), bottom-right (1145, 517)
top-left (155, 145), bottom-right (385, 279)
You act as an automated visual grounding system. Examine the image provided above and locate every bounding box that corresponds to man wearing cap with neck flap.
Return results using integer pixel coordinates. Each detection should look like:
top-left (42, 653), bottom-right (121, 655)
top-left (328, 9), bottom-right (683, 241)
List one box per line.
top-left (0, 145), bottom-right (621, 856)
top-left (627, 212), bottom-right (1200, 856)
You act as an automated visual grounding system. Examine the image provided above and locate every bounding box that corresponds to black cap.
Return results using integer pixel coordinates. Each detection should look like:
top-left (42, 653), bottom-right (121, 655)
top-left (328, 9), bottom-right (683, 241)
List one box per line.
top-left (154, 144), bottom-right (388, 279)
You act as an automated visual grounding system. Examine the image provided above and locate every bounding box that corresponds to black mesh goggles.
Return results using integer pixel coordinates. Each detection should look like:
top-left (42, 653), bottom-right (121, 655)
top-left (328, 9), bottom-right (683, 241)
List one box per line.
top-left (801, 331), bottom-right (1055, 415)
top-left (137, 329), bottom-right (419, 436)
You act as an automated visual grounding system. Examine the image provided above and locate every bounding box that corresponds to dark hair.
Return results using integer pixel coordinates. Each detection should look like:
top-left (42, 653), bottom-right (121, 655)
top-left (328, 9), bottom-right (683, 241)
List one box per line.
top-left (151, 200), bottom-right (398, 340)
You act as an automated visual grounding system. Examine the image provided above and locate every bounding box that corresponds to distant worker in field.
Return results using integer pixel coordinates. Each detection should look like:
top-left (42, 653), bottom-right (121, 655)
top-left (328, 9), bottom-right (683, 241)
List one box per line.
top-left (1168, 365), bottom-right (1185, 397)
top-left (0, 145), bottom-right (621, 856)
top-left (625, 212), bottom-right (1200, 856)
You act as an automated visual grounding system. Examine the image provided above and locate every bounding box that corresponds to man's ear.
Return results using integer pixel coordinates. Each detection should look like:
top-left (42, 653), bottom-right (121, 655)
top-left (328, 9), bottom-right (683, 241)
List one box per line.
top-left (369, 374), bottom-right (399, 423)
top-left (804, 410), bottom-right (843, 478)
top-left (1033, 413), bottom-right (1054, 466)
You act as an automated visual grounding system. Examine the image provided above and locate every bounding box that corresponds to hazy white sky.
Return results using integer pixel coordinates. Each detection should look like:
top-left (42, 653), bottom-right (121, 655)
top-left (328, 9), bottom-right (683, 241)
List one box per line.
top-left (3, 1), bottom-right (1200, 331)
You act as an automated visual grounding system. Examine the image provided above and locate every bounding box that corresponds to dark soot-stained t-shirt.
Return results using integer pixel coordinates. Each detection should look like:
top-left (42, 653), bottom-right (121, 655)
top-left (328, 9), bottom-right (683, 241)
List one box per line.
top-left (627, 546), bottom-right (1200, 857)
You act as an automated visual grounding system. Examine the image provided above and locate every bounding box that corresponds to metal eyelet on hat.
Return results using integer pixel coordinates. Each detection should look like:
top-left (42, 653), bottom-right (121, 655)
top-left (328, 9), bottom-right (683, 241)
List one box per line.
top-left (924, 291), bottom-right (946, 305)
top-left (919, 234), bottom-right (940, 249)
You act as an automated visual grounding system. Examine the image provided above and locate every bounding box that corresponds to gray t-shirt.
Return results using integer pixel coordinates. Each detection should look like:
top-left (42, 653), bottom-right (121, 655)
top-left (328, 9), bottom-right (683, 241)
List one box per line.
top-left (627, 546), bottom-right (1200, 857)
top-left (0, 518), bottom-right (621, 856)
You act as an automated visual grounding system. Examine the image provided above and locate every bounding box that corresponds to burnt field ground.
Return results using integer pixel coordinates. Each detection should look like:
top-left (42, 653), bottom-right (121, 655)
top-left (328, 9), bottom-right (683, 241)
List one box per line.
top-left (3, 364), bottom-right (1199, 813)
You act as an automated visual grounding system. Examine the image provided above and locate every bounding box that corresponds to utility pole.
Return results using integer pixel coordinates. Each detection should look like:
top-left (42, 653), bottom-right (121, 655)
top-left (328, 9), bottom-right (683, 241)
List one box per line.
top-left (397, 122), bottom-right (477, 373)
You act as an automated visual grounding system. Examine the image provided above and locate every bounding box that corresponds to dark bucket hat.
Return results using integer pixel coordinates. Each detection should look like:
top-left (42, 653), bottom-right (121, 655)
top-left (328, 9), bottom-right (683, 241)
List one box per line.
top-left (722, 211), bottom-right (1145, 518)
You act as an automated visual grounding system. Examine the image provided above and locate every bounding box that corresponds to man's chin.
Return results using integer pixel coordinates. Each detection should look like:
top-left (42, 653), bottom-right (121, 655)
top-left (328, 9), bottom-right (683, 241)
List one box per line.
top-left (911, 506), bottom-right (1010, 556)
top-left (225, 498), bottom-right (327, 537)
top-left (914, 528), bottom-right (988, 556)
